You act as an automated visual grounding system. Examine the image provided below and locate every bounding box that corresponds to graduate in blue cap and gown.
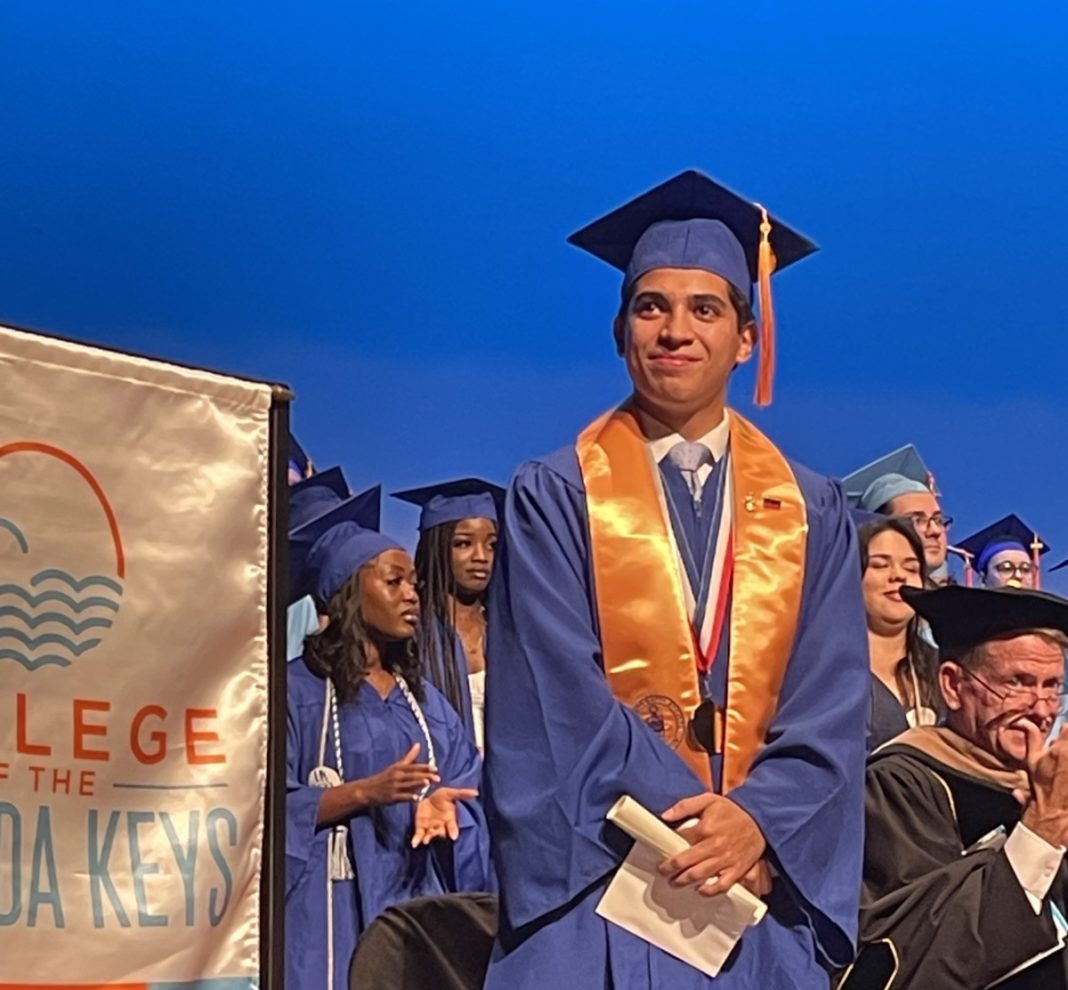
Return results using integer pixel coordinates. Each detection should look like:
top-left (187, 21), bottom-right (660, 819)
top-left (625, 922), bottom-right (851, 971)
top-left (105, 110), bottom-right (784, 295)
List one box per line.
top-left (484, 170), bottom-right (869, 989)
top-left (286, 468), bottom-right (380, 661)
top-left (957, 514), bottom-right (1049, 590)
top-left (285, 522), bottom-right (493, 990)
top-left (842, 444), bottom-right (954, 585)
top-left (393, 479), bottom-right (505, 752)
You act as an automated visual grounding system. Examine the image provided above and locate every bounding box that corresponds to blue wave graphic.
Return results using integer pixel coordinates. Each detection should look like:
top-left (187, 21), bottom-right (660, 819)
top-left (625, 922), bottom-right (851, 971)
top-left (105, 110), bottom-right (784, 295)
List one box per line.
top-left (0, 569), bottom-right (122, 671)
top-left (31, 569), bottom-right (123, 596)
top-left (0, 649), bottom-right (72, 670)
top-left (0, 586), bottom-right (120, 612)
top-left (0, 518), bottom-right (29, 554)
top-left (0, 606), bottom-right (113, 634)
top-left (0, 629), bottom-right (102, 654)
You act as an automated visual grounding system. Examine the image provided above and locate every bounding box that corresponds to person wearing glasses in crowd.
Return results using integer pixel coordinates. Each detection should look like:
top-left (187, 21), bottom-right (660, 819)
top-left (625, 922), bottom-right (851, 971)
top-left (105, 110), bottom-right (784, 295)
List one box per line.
top-left (957, 514), bottom-right (1051, 590)
top-left (857, 517), bottom-right (940, 751)
top-left (843, 585), bottom-right (1068, 990)
top-left (842, 445), bottom-right (953, 586)
top-left (484, 171), bottom-right (869, 990)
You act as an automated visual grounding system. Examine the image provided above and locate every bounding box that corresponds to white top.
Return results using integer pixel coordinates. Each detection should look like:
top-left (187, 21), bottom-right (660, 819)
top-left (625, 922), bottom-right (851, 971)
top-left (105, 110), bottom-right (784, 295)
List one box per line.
top-left (468, 670), bottom-right (486, 755)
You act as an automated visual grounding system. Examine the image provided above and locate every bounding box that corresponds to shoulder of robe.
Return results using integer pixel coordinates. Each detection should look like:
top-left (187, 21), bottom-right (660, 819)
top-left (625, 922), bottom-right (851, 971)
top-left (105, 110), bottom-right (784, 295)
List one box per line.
top-left (786, 456), bottom-right (846, 517)
top-left (511, 444), bottom-right (584, 496)
top-left (287, 656), bottom-right (328, 709)
top-left (865, 748), bottom-right (956, 817)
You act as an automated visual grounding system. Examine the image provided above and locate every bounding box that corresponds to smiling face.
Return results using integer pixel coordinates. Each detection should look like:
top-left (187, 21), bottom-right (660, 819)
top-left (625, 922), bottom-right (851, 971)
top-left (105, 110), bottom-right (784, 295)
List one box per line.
top-left (942, 634), bottom-right (1065, 767)
top-left (614, 268), bottom-right (754, 425)
top-left (357, 548), bottom-right (420, 641)
top-left (862, 529), bottom-right (924, 634)
top-left (449, 516), bottom-right (497, 596)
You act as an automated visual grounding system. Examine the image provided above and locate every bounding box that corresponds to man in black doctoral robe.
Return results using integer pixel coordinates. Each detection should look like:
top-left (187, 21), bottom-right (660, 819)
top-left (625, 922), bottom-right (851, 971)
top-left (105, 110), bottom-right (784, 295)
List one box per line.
top-left (843, 585), bottom-right (1068, 990)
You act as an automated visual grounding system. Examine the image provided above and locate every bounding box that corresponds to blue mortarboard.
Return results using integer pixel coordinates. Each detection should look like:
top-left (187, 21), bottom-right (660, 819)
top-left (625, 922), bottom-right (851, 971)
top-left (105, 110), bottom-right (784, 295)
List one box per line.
top-left (392, 478), bottom-right (505, 533)
top-left (289, 432), bottom-right (310, 476)
top-left (288, 484), bottom-right (381, 605)
top-left (306, 522), bottom-right (402, 604)
top-left (567, 169), bottom-right (817, 407)
top-left (288, 466), bottom-right (350, 532)
top-left (956, 514), bottom-right (1049, 576)
top-left (902, 585), bottom-right (1068, 655)
top-left (1052, 559), bottom-right (1068, 573)
top-left (568, 169), bottom-right (817, 294)
top-left (841, 445), bottom-right (936, 511)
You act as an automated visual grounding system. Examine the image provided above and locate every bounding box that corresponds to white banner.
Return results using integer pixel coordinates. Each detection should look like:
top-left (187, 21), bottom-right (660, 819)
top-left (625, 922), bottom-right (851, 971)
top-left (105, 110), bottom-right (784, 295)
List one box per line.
top-left (0, 325), bottom-right (273, 989)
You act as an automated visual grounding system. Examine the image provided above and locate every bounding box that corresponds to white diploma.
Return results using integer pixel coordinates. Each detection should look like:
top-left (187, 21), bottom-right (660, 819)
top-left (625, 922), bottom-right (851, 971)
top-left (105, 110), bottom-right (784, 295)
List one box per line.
top-left (596, 795), bottom-right (768, 978)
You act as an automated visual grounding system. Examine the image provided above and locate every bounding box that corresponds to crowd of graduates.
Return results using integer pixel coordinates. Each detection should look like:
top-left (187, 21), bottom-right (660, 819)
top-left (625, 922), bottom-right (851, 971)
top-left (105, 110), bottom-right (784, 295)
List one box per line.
top-left (281, 169), bottom-right (1068, 990)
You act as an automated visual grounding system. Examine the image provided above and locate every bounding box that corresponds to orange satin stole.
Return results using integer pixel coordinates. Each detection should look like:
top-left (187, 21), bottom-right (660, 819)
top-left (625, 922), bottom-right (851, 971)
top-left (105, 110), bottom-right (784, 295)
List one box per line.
top-left (576, 403), bottom-right (807, 792)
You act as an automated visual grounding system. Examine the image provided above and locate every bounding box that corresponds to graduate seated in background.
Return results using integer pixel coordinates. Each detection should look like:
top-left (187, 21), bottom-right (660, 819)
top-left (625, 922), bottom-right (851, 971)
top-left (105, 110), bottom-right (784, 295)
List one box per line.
top-left (285, 521), bottom-right (492, 990)
top-left (393, 478), bottom-right (504, 753)
top-left (484, 170), bottom-right (869, 990)
top-left (842, 445), bottom-right (953, 586)
top-left (857, 518), bottom-right (939, 751)
top-left (957, 513), bottom-right (1050, 590)
top-left (847, 585), bottom-right (1068, 990)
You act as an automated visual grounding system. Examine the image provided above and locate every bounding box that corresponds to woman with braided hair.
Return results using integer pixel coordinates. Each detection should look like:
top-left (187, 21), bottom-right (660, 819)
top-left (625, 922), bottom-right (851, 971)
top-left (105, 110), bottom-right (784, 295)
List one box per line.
top-left (285, 521), bottom-right (492, 990)
top-left (393, 479), bottom-right (504, 752)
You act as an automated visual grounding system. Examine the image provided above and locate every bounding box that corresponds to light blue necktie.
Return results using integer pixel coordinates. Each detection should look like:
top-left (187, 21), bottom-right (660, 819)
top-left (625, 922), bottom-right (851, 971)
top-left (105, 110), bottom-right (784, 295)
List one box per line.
top-left (666, 441), bottom-right (713, 502)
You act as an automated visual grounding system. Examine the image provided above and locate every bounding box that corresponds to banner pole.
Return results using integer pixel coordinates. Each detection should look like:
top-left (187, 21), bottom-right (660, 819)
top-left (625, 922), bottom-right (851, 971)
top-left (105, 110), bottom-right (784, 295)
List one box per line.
top-left (262, 389), bottom-right (292, 990)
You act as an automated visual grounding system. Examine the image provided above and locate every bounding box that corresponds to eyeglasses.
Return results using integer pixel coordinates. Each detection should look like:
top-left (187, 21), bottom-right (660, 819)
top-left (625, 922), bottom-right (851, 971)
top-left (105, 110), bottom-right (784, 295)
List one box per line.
top-left (992, 560), bottom-right (1034, 577)
top-left (897, 512), bottom-right (953, 532)
top-left (963, 668), bottom-right (1067, 715)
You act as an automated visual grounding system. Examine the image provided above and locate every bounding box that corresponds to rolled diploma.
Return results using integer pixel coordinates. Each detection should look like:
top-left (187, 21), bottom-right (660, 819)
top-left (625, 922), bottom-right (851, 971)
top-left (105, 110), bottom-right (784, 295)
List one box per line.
top-left (606, 794), bottom-right (767, 923)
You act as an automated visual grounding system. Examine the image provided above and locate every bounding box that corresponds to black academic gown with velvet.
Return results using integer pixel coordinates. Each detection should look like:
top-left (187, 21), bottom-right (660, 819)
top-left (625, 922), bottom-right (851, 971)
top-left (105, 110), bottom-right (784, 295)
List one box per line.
top-left (854, 743), bottom-right (1068, 989)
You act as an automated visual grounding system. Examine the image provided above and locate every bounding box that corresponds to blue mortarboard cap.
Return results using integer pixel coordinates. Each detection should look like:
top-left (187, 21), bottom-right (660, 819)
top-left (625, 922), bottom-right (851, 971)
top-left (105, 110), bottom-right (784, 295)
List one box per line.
top-left (1052, 559), bottom-right (1068, 573)
top-left (288, 467), bottom-right (350, 532)
top-left (567, 169), bottom-right (817, 296)
top-left (306, 522), bottom-right (402, 604)
top-left (289, 432), bottom-right (310, 476)
top-left (288, 484), bottom-right (381, 604)
top-left (902, 585), bottom-right (1068, 654)
top-left (956, 514), bottom-right (1048, 575)
top-left (841, 445), bottom-right (936, 511)
top-left (392, 478), bottom-right (505, 533)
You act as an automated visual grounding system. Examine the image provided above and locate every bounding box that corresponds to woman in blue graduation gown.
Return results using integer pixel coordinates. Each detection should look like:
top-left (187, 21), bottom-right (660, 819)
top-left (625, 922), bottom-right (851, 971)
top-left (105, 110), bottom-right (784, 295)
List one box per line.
top-left (394, 479), bottom-right (504, 752)
top-left (285, 523), bottom-right (492, 990)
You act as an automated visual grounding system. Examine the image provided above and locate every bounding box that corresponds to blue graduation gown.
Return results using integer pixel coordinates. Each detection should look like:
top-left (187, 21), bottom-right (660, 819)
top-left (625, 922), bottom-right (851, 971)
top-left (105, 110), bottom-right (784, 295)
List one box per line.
top-left (426, 617), bottom-right (476, 740)
top-left (483, 444), bottom-right (869, 989)
top-left (285, 657), bottom-right (493, 990)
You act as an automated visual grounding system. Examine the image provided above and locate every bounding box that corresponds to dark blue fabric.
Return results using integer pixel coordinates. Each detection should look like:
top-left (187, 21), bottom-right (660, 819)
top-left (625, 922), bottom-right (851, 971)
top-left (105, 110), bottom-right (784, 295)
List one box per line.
top-left (285, 659), bottom-right (492, 990)
top-left (483, 442), bottom-right (869, 988)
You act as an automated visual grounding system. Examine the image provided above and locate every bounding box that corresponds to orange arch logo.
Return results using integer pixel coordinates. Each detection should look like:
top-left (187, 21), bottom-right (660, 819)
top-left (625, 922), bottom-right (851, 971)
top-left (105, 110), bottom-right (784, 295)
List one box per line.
top-left (0, 441), bottom-right (125, 671)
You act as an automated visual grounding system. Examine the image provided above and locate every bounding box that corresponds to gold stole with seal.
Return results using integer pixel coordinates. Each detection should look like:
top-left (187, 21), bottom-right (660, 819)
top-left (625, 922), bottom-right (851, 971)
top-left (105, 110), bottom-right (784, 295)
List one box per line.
top-left (576, 401), bottom-right (808, 792)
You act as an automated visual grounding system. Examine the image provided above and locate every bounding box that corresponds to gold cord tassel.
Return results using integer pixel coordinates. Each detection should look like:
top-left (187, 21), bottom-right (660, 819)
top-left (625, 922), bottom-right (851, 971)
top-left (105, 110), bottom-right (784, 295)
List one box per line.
top-left (754, 204), bottom-right (778, 407)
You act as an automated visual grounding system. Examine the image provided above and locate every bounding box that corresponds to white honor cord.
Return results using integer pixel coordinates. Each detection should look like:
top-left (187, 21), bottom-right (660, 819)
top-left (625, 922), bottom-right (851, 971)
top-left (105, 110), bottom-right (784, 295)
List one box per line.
top-left (393, 674), bottom-right (437, 798)
top-left (310, 678), bottom-right (356, 990)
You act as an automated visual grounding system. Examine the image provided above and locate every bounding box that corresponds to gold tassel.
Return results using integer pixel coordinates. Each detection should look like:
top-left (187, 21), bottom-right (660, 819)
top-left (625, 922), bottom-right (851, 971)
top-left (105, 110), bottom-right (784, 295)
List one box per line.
top-left (753, 204), bottom-right (778, 407)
